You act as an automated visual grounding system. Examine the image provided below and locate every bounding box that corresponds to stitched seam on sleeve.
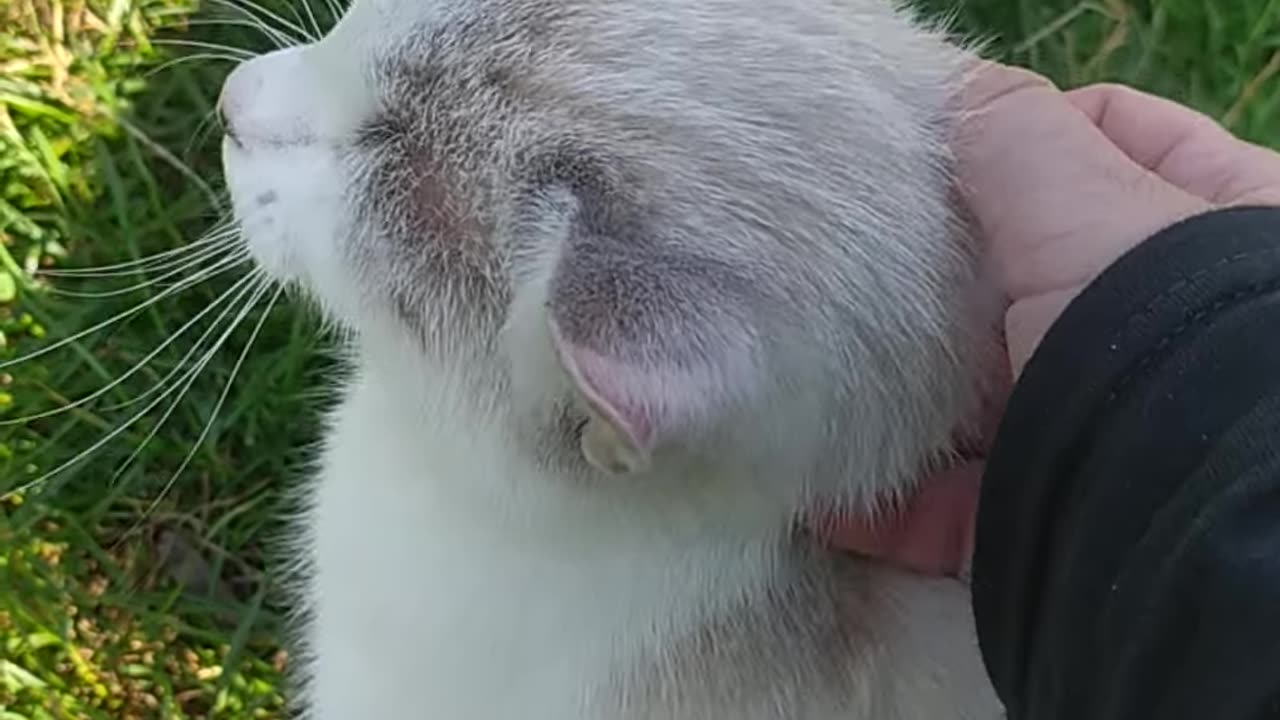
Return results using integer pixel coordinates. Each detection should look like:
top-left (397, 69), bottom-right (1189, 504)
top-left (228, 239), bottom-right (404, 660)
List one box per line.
top-left (1001, 236), bottom-right (1280, 712)
top-left (1103, 247), bottom-right (1280, 405)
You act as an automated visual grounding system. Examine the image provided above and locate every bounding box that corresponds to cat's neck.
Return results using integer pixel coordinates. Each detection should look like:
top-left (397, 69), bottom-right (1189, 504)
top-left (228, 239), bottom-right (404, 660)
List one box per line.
top-left (331, 343), bottom-right (796, 589)
top-left (312, 355), bottom-right (790, 713)
top-left (349, 331), bottom-right (799, 548)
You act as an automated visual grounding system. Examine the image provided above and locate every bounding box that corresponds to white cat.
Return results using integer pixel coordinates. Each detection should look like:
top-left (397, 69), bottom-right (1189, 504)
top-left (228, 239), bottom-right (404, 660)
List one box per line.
top-left (219, 0), bottom-right (1004, 716)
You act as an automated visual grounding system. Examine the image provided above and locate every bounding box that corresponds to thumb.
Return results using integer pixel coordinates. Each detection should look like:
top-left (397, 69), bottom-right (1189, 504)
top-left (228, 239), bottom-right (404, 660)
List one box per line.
top-left (954, 62), bottom-right (1210, 300)
top-left (954, 62), bottom-right (1210, 376)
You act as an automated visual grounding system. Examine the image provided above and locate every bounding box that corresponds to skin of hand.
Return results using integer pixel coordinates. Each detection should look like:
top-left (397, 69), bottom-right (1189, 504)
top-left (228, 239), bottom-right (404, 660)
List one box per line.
top-left (823, 60), bottom-right (1280, 578)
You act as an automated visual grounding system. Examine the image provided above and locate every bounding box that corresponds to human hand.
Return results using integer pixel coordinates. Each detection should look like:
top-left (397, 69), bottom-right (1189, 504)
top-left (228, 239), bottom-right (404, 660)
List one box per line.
top-left (824, 60), bottom-right (1280, 577)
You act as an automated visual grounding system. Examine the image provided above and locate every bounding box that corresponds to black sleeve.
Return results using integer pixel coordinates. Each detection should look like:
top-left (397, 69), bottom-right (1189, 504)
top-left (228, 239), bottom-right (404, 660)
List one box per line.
top-left (970, 206), bottom-right (1280, 720)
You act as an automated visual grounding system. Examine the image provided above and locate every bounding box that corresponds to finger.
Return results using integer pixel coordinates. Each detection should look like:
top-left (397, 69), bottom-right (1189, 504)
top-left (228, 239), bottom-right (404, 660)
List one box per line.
top-left (1067, 83), bottom-right (1280, 206)
top-left (825, 460), bottom-right (983, 578)
top-left (955, 60), bottom-right (1059, 120)
top-left (1067, 83), bottom-right (1229, 175)
top-left (953, 62), bottom-right (1209, 301)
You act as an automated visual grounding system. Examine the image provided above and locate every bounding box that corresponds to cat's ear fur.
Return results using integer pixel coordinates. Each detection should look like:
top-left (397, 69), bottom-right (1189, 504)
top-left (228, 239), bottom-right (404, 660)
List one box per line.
top-left (537, 185), bottom-right (764, 476)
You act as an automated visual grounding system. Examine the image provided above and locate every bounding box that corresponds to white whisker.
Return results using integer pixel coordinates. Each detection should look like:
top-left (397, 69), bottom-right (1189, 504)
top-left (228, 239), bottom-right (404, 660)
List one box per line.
top-left (153, 38), bottom-right (258, 59)
top-left (295, 0), bottom-right (322, 43)
top-left (0, 281), bottom-right (269, 500)
top-left (99, 274), bottom-right (268, 413)
top-left (182, 108), bottom-right (224, 163)
top-left (105, 273), bottom-right (273, 485)
top-left (136, 281), bottom-right (282, 520)
top-left (317, 0), bottom-right (344, 27)
top-left (0, 253), bottom-right (250, 370)
top-left (118, 118), bottom-right (227, 214)
top-left (1, 273), bottom-right (264, 426)
top-left (209, 0), bottom-right (317, 44)
top-left (186, 17), bottom-right (295, 49)
top-left (45, 243), bottom-right (240, 298)
top-left (145, 53), bottom-right (247, 80)
top-left (37, 228), bottom-right (238, 277)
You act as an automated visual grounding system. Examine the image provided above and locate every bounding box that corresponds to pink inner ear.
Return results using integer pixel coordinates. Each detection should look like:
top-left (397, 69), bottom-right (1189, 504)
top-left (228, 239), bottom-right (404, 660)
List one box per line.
top-left (547, 316), bottom-right (754, 455)
top-left (557, 340), bottom-right (656, 453)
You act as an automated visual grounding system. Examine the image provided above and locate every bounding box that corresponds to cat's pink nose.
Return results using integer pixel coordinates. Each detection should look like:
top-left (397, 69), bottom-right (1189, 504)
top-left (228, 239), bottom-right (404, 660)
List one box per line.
top-left (217, 47), bottom-right (312, 145)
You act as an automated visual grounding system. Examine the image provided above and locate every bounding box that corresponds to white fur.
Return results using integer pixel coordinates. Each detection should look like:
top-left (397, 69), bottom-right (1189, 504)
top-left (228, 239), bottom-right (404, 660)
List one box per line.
top-left (311, 349), bottom-right (773, 716)
top-left (305, 348), bottom-right (999, 718)
top-left (220, 0), bottom-right (1006, 716)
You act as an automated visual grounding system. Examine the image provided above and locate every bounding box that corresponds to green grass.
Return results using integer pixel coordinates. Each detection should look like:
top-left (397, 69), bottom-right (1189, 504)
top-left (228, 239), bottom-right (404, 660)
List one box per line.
top-left (0, 0), bottom-right (1276, 716)
top-left (0, 0), bottom-right (337, 715)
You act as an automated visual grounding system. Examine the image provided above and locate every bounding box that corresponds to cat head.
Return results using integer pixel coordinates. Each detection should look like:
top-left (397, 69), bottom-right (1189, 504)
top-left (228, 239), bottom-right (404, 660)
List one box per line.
top-left (219, 0), bottom-right (991, 508)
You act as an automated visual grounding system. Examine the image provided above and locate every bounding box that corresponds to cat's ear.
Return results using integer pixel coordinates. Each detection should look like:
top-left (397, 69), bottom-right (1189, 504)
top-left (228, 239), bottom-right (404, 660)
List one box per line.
top-left (548, 320), bottom-right (661, 475)
top-left (545, 231), bottom-right (763, 476)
